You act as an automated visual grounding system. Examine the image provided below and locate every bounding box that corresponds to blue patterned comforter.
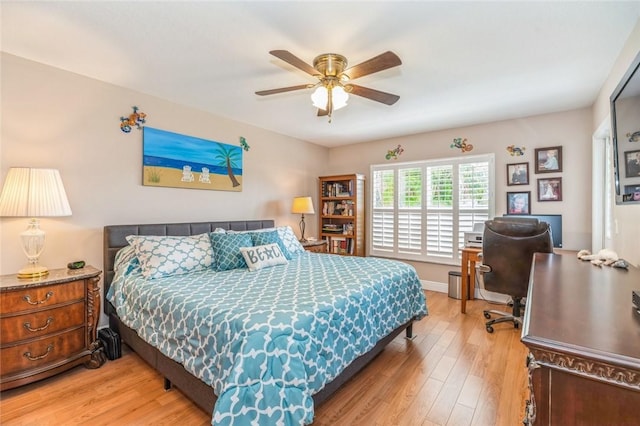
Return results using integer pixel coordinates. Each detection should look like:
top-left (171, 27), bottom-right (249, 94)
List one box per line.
top-left (107, 252), bottom-right (427, 425)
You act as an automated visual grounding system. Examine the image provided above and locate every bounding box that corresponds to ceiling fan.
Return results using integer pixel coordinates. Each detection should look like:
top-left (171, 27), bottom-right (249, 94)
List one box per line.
top-left (255, 50), bottom-right (402, 122)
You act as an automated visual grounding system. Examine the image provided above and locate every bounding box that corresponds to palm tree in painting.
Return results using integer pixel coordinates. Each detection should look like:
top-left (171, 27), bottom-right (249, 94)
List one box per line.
top-left (213, 143), bottom-right (241, 187)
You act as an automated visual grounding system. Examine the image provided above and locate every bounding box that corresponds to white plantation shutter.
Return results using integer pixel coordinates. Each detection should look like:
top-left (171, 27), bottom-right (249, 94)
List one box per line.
top-left (370, 154), bottom-right (494, 264)
top-left (458, 162), bottom-right (490, 249)
top-left (372, 210), bottom-right (394, 251)
top-left (426, 165), bottom-right (453, 258)
top-left (372, 170), bottom-right (395, 251)
top-left (398, 168), bottom-right (422, 254)
top-left (398, 211), bottom-right (421, 253)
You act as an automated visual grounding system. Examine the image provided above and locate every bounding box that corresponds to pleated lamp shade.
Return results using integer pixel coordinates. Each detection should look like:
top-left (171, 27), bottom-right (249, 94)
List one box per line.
top-left (0, 168), bottom-right (72, 278)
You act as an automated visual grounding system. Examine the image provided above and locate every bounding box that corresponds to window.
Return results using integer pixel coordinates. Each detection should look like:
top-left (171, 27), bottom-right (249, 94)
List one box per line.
top-left (371, 154), bottom-right (495, 265)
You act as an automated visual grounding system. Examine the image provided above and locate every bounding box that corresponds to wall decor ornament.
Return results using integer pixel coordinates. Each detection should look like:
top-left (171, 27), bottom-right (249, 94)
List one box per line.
top-left (627, 130), bottom-right (640, 143)
top-left (120, 106), bottom-right (146, 133)
top-left (451, 137), bottom-right (473, 152)
top-left (142, 127), bottom-right (243, 192)
top-left (506, 145), bottom-right (526, 156)
top-left (385, 144), bottom-right (404, 160)
top-left (239, 136), bottom-right (250, 151)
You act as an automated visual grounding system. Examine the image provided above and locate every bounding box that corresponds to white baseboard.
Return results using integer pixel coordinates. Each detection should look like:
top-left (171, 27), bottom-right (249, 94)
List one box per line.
top-left (421, 279), bottom-right (447, 293)
top-left (421, 279), bottom-right (510, 304)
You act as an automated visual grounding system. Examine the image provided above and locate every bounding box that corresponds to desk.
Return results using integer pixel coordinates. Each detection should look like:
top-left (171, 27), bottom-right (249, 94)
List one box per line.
top-left (460, 247), bottom-right (481, 313)
top-left (521, 253), bottom-right (640, 425)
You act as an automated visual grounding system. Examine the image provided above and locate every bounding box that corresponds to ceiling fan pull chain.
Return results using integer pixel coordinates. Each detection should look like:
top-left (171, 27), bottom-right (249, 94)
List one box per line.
top-left (327, 86), bottom-right (334, 123)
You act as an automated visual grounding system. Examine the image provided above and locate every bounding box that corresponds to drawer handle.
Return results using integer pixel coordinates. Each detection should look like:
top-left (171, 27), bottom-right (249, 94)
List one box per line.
top-left (23, 291), bottom-right (54, 305)
top-left (23, 317), bottom-right (54, 332)
top-left (24, 344), bottom-right (54, 361)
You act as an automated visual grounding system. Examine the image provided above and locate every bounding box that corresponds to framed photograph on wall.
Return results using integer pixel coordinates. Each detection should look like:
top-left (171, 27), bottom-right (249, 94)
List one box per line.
top-left (507, 162), bottom-right (529, 186)
top-left (623, 184), bottom-right (640, 202)
top-left (535, 146), bottom-right (563, 173)
top-left (624, 149), bottom-right (640, 178)
top-left (506, 191), bottom-right (531, 215)
top-left (537, 177), bottom-right (562, 201)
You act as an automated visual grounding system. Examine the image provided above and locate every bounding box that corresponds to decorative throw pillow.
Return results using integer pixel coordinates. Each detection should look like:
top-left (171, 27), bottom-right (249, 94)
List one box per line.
top-left (250, 230), bottom-right (292, 259)
top-left (125, 233), bottom-right (213, 279)
top-left (113, 245), bottom-right (140, 275)
top-left (210, 232), bottom-right (254, 271)
top-left (240, 243), bottom-right (288, 272)
top-left (277, 226), bottom-right (305, 255)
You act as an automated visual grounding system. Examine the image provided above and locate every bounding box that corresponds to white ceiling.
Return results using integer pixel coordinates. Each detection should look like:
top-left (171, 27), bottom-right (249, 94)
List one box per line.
top-left (2, 1), bottom-right (639, 147)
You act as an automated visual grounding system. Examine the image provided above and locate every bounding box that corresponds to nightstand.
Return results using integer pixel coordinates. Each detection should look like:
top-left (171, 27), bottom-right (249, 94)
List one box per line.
top-left (0, 266), bottom-right (105, 391)
top-left (301, 240), bottom-right (328, 253)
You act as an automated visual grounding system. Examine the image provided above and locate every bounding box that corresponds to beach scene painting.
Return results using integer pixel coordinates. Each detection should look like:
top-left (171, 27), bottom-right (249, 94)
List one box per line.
top-left (142, 127), bottom-right (242, 192)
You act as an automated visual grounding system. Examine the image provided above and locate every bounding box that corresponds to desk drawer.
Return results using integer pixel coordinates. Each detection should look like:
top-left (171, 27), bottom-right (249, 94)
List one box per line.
top-left (0, 302), bottom-right (85, 344)
top-left (0, 280), bottom-right (85, 314)
top-left (0, 328), bottom-right (86, 377)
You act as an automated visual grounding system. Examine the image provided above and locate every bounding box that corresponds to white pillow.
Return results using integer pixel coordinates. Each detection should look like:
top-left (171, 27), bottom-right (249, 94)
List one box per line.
top-left (126, 233), bottom-right (213, 279)
top-left (240, 243), bottom-right (288, 272)
top-left (277, 226), bottom-right (305, 255)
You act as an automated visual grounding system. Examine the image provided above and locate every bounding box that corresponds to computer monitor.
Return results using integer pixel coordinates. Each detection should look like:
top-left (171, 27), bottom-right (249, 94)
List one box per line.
top-left (503, 214), bottom-right (562, 248)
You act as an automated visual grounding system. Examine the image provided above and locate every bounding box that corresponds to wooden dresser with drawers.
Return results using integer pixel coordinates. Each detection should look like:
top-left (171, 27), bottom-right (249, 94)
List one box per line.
top-left (0, 266), bottom-right (104, 390)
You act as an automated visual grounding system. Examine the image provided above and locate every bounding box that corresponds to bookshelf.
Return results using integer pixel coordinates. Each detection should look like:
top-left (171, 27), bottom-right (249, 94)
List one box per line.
top-left (318, 174), bottom-right (365, 256)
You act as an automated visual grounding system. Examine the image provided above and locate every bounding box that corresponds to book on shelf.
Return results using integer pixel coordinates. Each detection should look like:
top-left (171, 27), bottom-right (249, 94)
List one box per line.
top-left (322, 182), bottom-right (352, 198)
top-left (329, 236), bottom-right (354, 254)
top-left (322, 200), bottom-right (354, 216)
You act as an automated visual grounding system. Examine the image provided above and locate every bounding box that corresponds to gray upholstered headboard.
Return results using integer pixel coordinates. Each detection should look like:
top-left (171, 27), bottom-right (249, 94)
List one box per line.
top-left (103, 220), bottom-right (275, 315)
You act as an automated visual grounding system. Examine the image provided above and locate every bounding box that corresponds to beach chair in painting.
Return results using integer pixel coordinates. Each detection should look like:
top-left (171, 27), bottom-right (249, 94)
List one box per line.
top-left (199, 167), bottom-right (211, 183)
top-left (181, 165), bottom-right (195, 182)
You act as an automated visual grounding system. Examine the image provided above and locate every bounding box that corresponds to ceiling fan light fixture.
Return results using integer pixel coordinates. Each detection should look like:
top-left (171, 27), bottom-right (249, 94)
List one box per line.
top-left (311, 86), bottom-right (328, 109)
top-left (332, 86), bottom-right (349, 110)
top-left (311, 85), bottom-right (349, 111)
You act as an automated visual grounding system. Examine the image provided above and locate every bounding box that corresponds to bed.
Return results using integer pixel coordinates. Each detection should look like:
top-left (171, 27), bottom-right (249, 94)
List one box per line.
top-left (103, 220), bottom-right (427, 425)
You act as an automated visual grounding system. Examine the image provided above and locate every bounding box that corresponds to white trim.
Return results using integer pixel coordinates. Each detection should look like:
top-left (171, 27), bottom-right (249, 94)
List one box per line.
top-left (592, 116), bottom-right (612, 252)
top-left (422, 279), bottom-right (447, 292)
top-left (424, 279), bottom-right (510, 304)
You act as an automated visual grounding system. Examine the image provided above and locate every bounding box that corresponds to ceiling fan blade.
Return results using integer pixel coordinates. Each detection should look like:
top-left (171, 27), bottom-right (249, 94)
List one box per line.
top-left (342, 51), bottom-right (402, 80)
top-left (255, 84), bottom-right (312, 96)
top-left (317, 109), bottom-right (328, 116)
top-left (347, 84), bottom-right (400, 105)
top-left (269, 50), bottom-right (320, 77)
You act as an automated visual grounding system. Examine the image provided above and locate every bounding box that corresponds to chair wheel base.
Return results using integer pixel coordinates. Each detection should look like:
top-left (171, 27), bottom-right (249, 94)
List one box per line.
top-left (484, 312), bottom-right (491, 319)
top-left (486, 325), bottom-right (494, 333)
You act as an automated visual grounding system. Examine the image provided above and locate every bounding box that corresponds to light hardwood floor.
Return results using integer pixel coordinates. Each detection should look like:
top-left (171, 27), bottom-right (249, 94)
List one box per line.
top-left (0, 291), bottom-right (529, 425)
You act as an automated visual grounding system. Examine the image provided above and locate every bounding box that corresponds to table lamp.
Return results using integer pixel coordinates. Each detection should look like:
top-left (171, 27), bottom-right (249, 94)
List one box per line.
top-left (0, 168), bottom-right (72, 278)
top-left (291, 196), bottom-right (315, 242)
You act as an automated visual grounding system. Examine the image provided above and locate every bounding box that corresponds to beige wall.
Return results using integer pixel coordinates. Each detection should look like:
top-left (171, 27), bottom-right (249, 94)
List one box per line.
top-left (0, 54), bottom-right (328, 281)
top-left (325, 108), bottom-right (594, 285)
top-left (593, 19), bottom-right (640, 268)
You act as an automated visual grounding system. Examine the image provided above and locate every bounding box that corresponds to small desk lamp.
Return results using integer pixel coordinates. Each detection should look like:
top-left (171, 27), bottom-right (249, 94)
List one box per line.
top-left (291, 196), bottom-right (315, 242)
top-left (0, 168), bottom-right (72, 278)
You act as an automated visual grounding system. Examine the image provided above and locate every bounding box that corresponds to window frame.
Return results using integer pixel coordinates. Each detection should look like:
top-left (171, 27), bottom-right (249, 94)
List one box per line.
top-left (369, 153), bottom-right (495, 266)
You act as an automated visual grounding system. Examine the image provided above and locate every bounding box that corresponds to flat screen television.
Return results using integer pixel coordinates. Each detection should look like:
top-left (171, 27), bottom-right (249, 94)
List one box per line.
top-left (503, 214), bottom-right (562, 248)
top-left (610, 50), bottom-right (640, 205)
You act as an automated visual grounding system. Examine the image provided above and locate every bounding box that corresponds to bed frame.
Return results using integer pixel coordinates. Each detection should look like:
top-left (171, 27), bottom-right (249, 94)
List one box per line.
top-left (103, 220), bottom-right (414, 415)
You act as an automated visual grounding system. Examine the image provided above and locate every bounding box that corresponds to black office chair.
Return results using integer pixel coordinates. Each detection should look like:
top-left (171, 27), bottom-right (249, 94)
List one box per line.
top-left (478, 217), bottom-right (553, 333)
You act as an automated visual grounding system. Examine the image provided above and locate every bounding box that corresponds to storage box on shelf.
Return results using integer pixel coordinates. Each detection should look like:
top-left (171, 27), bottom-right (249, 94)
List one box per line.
top-left (318, 174), bottom-right (365, 256)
